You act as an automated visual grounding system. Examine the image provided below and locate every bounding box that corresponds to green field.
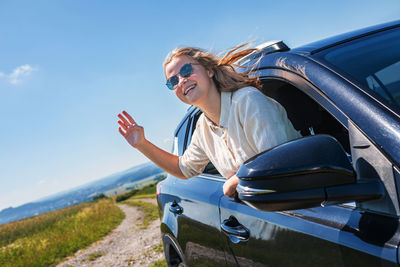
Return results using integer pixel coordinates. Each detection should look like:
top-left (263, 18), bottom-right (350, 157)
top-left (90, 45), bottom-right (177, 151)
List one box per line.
top-left (0, 199), bottom-right (124, 267)
top-left (116, 182), bottom-right (157, 202)
top-left (0, 181), bottom-right (164, 267)
top-left (104, 173), bottom-right (166, 197)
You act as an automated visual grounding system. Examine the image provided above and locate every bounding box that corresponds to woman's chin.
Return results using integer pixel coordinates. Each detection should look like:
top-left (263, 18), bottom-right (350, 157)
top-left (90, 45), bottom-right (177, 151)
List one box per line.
top-left (184, 90), bottom-right (201, 105)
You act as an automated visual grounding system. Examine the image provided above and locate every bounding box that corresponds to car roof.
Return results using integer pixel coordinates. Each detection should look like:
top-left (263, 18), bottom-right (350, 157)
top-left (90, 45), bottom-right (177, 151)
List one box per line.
top-left (292, 20), bottom-right (400, 55)
top-left (236, 20), bottom-right (400, 73)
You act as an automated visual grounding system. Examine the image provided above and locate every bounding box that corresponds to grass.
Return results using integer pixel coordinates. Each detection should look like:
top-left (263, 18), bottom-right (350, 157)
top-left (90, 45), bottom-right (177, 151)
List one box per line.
top-left (148, 259), bottom-right (167, 267)
top-left (0, 203), bottom-right (85, 248)
top-left (128, 193), bottom-right (156, 199)
top-left (126, 257), bottom-right (136, 265)
top-left (87, 251), bottom-right (103, 261)
top-left (0, 199), bottom-right (124, 267)
top-left (122, 200), bottom-right (158, 229)
top-left (116, 182), bottom-right (158, 202)
top-left (152, 242), bottom-right (163, 253)
top-left (135, 182), bottom-right (157, 195)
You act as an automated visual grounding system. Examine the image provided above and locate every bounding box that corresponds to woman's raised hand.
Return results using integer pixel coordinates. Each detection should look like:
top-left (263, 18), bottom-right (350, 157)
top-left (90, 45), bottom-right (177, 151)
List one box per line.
top-left (118, 111), bottom-right (145, 148)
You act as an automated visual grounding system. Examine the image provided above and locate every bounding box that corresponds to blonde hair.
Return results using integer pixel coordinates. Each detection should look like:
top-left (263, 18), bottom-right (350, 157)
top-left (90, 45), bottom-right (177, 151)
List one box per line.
top-left (163, 43), bottom-right (261, 92)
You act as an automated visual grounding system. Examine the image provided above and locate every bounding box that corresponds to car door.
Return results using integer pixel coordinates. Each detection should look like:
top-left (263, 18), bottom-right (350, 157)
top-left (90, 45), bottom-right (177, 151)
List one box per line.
top-left (169, 173), bottom-right (227, 266)
top-left (166, 109), bottom-right (228, 266)
top-left (219, 76), bottom-right (400, 266)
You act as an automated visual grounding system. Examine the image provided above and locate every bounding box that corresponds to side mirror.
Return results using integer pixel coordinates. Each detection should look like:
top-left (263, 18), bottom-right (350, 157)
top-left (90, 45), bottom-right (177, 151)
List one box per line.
top-left (237, 135), bottom-right (383, 211)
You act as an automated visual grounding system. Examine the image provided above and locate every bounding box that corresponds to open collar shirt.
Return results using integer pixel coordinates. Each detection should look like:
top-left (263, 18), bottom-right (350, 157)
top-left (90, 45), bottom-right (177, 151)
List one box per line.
top-left (178, 86), bottom-right (301, 179)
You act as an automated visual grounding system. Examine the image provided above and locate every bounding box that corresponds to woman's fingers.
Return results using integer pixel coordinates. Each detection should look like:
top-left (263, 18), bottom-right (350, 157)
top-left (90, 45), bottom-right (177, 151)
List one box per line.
top-left (118, 113), bottom-right (130, 126)
top-left (118, 127), bottom-right (126, 136)
top-left (122, 110), bottom-right (136, 125)
top-left (118, 111), bottom-right (137, 129)
top-left (118, 120), bottom-right (128, 130)
top-left (118, 111), bottom-right (142, 146)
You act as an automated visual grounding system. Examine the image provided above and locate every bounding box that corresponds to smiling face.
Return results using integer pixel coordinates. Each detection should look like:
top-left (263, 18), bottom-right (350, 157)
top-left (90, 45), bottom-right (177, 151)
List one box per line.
top-left (165, 55), bottom-right (216, 107)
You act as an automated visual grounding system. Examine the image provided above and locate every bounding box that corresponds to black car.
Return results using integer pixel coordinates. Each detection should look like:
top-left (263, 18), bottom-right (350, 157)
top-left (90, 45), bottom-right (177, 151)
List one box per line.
top-left (157, 20), bottom-right (400, 266)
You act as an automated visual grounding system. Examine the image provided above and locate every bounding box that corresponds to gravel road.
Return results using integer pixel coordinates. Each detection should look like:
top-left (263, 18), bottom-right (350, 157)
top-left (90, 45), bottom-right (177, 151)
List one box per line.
top-left (57, 199), bottom-right (164, 267)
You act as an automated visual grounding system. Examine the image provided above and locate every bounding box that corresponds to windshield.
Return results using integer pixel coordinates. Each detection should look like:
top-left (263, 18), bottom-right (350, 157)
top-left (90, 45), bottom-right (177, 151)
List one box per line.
top-left (315, 26), bottom-right (400, 114)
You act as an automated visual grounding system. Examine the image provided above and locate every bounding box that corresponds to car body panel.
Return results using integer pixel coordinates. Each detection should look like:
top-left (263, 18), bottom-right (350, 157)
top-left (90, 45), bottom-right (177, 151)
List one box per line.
top-left (220, 198), bottom-right (399, 266)
top-left (159, 173), bottom-right (227, 266)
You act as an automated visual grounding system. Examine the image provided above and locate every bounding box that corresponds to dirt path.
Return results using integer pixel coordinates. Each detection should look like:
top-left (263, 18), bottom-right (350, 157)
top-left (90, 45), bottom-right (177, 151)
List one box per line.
top-left (57, 199), bottom-right (164, 267)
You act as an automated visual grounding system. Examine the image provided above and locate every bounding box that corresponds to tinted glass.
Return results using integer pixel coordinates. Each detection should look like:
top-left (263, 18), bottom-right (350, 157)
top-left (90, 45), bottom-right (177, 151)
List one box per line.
top-left (175, 118), bottom-right (190, 156)
top-left (316, 27), bottom-right (400, 113)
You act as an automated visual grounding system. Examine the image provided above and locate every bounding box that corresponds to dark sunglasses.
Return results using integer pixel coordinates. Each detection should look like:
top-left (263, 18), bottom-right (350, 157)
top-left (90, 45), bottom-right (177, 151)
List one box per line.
top-left (166, 63), bottom-right (196, 90)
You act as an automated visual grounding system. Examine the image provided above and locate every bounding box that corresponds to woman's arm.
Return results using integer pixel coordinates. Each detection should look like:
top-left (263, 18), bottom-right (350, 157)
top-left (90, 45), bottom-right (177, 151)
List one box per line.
top-left (118, 110), bottom-right (186, 179)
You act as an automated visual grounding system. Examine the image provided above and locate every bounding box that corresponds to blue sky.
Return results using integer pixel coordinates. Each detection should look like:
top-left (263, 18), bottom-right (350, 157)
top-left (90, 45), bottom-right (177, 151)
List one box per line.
top-left (0, 0), bottom-right (399, 210)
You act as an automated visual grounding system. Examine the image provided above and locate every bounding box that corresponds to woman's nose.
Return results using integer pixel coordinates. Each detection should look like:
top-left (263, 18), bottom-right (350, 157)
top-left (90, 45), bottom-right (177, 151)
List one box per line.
top-left (177, 75), bottom-right (188, 88)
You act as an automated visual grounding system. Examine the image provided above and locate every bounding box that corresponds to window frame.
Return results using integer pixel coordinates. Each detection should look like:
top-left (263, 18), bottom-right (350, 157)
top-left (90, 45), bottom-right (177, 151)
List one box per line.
top-left (178, 108), bottom-right (223, 178)
top-left (257, 68), bottom-right (400, 214)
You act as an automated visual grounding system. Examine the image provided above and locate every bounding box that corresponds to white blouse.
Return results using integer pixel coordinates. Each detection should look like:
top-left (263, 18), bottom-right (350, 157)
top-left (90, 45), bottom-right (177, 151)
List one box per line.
top-left (178, 86), bottom-right (301, 178)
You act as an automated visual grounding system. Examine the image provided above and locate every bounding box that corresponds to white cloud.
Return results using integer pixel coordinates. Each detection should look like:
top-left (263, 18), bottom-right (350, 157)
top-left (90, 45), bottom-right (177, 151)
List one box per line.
top-left (8, 64), bottom-right (35, 84)
top-left (0, 72), bottom-right (4, 77)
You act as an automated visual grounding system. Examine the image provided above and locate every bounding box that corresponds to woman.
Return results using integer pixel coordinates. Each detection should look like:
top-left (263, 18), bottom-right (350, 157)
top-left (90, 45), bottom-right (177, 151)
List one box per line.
top-left (118, 44), bottom-right (300, 198)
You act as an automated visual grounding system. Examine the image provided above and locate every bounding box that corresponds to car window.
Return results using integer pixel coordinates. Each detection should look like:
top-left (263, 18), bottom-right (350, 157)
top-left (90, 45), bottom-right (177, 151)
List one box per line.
top-left (261, 81), bottom-right (351, 154)
top-left (261, 79), bottom-right (356, 208)
top-left (366, 62), bottom-right (400, 102)
top-left (175, 117), bottom-right (190, 156)
top-left (315, 27), bottom-right (400, 114)
top-left (186, 110), bottom-right (201, 147)
top-left (173, 112), bottom-right (221, 176)
top-left (184, 110), bottom-right (221, 176)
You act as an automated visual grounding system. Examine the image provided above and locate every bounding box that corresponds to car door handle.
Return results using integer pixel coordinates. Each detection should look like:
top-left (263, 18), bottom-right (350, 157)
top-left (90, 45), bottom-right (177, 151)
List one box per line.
top-left (221, 216), bottom-right (250, 243)
top-left (169, 201), bottom-right (183, 215)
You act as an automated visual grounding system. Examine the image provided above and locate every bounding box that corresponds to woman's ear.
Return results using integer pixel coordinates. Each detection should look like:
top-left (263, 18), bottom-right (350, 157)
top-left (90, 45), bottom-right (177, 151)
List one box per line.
top-left (207, 69), bottom-right (214, 78)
